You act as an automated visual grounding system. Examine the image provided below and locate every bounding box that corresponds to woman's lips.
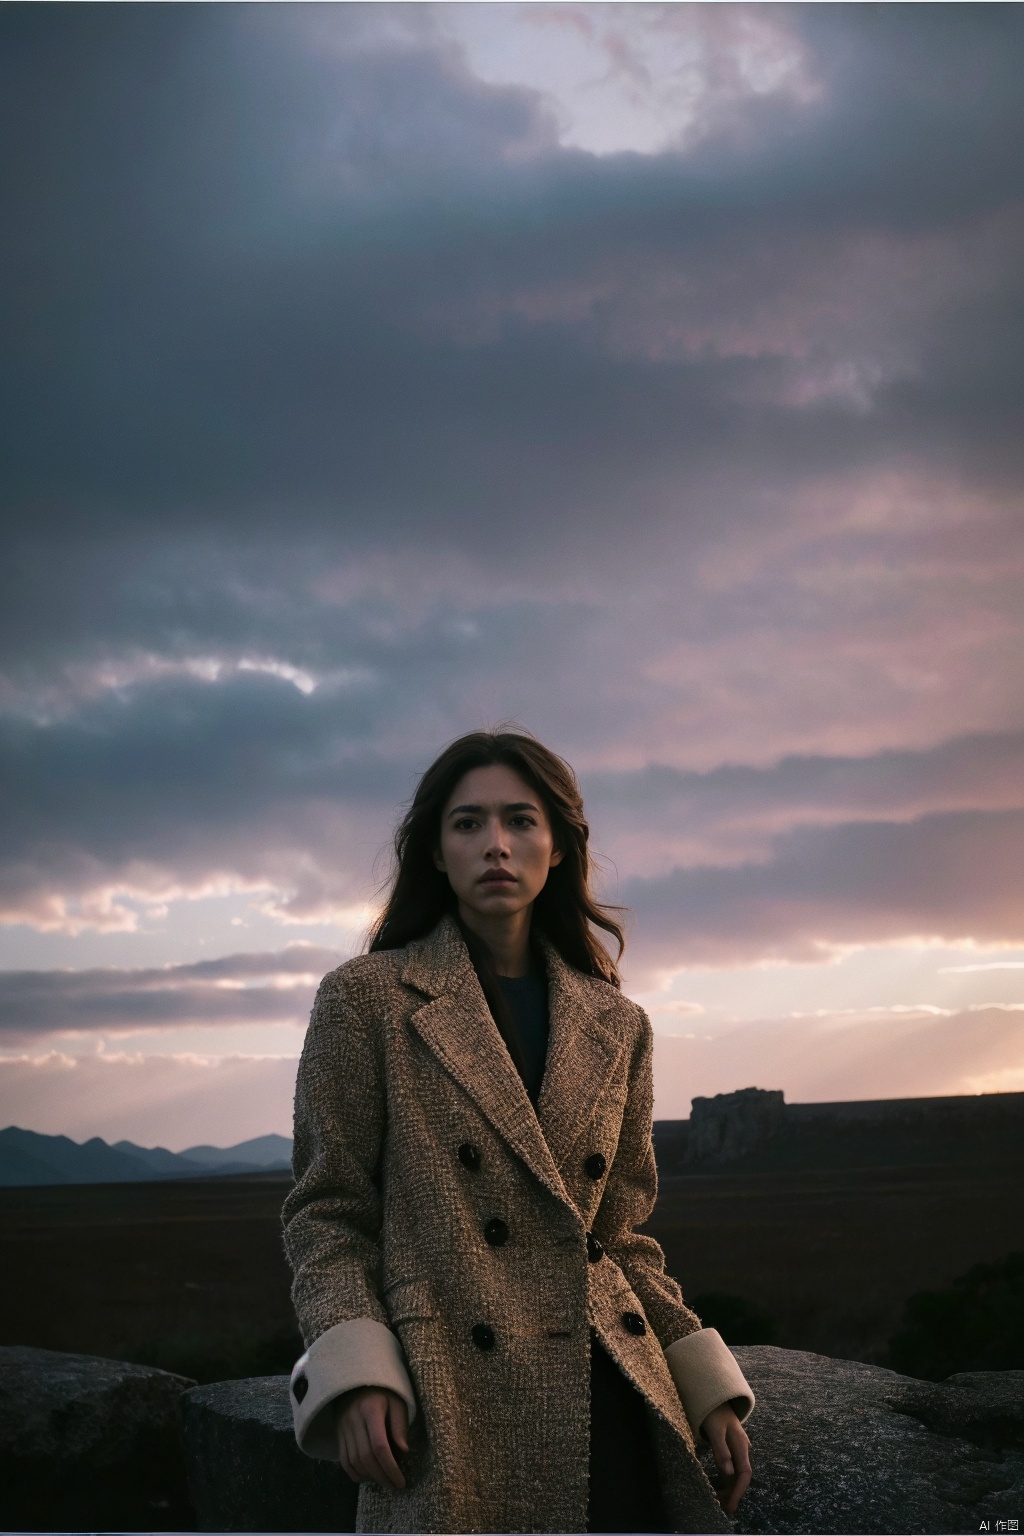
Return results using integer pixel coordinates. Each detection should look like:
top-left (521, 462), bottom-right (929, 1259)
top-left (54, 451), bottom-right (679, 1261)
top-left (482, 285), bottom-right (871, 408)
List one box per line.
top-left (480, 872), bottom-right (516, 884)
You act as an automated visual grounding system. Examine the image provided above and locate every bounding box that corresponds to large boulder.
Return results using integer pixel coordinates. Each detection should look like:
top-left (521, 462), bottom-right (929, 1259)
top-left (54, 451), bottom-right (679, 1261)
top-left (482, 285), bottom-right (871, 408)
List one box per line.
top-left (180, 1351), bottom-right (1024, 1535)
top-left (732, 1345), bottom-right (1024, 1534)
top-left (0, 1344), bottom-right (196, 1531)
top-left (9, 1341), bottom-right (1018, 1533)
top-left (179, 1374), bottom-right (358, 1532)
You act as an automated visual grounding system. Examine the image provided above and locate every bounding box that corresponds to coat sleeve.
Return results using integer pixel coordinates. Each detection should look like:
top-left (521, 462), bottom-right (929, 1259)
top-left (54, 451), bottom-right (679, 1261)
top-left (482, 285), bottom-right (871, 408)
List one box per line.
top-left (592, 1006), bottom-right (755, 1437)
top-left (281, 968), bottom-right (417, 1459)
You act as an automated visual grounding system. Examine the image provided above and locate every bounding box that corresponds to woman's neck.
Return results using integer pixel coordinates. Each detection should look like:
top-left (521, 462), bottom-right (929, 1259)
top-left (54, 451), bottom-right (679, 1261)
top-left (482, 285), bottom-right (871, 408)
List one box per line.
top-left (457, 903), bottom-right (533, 977)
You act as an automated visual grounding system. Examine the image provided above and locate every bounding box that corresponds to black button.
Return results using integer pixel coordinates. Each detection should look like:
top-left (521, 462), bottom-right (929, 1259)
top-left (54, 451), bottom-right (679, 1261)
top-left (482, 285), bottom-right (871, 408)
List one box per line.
top-left (622, 1311), bottom-right (647, 1336)
top-left (484, 1217), bottom-right (509, 1247)
top-left (458, 1142), bottom-right (481, 1171)
top-left (586, 1232), bottom-right (604, 1263)
top-left (471, 1323), bottom-right (496, 1351)
top-left (584, 1152), bottom-right (607, 1180)
top-left (292, 1373), bottom-right (308, 1402)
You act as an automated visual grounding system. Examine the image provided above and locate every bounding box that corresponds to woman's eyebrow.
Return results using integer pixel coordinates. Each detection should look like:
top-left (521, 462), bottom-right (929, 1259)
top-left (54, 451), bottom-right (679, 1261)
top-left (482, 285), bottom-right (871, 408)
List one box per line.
top-left (446, 801), bottom-right (539, 817)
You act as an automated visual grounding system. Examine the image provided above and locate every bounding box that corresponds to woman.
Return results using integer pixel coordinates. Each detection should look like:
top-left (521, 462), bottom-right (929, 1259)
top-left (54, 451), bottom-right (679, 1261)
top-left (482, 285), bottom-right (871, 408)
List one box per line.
top-left (283, 730), bottom-right (754, 1534)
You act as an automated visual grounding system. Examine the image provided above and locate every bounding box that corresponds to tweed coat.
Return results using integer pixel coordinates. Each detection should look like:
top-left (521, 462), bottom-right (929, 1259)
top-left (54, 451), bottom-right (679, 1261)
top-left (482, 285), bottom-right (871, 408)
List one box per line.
top-left (282, 915), bottom-right (752, 1534)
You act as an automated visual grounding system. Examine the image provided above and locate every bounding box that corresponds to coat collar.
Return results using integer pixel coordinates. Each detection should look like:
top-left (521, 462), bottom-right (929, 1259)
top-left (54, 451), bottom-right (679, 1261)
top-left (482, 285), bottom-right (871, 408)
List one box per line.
top-left (401, 915), bottom-right (626, 1207)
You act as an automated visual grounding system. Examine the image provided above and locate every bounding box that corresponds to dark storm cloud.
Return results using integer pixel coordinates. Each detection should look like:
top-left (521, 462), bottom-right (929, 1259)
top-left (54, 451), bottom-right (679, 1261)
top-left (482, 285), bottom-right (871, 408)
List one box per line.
top-left (2, 3), bottom-right (1023, 972)
top-left (1, 2), bottom-right (1021, 557)
top-left (0, 592), bottom-right (601, 860)
top-left (0, 945), bottom-right (338, 1038)
top-left (0, 2), bottom-right (1018, 756)
top-left (8, 683), bottom-right (1018, 881)
top-left (0, 669), bottom-right (398, 852)
top-left (0, 667), bottom-right (408, 925)
top-left (587, 731), bottom-right (1024, 852)
top-left (627, 806), bottom-right (1024, 966)
top-left (2, 632), bottom-right (1022, 961)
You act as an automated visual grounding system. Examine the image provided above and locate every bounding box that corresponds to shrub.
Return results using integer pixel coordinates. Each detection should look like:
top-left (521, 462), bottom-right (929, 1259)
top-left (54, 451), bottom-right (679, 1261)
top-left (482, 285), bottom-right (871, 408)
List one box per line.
top-left (888, 1251), bottom-right (1024, 1380)
top-left (120, 1324), bottom-right (304, 1384)
top-left (690, 1291), bottom-right (777, 1345)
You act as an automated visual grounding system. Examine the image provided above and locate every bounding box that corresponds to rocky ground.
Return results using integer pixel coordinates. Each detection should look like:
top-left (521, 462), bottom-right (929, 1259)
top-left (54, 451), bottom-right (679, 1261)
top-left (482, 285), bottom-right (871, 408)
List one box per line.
top-left (2, 1341), bottom-right (1021, 1533)
top-left (730, 1345), bottom-right (1024, 1535)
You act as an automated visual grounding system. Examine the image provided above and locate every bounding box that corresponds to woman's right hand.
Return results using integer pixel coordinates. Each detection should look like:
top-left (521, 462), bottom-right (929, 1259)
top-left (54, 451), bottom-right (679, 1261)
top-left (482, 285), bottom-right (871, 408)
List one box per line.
top-left (334, 1386), bottom-right (410, 1489)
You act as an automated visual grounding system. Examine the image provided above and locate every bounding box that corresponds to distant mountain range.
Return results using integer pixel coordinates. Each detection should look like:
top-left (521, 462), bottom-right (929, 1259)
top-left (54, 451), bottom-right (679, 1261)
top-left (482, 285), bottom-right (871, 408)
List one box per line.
top-left (0, 1126), bottom-right (293, 1186)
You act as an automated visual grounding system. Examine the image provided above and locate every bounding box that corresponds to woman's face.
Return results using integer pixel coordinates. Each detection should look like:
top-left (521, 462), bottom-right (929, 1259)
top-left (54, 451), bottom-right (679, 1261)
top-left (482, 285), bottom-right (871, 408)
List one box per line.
top-left (434, 763), bottom-right (563, 925)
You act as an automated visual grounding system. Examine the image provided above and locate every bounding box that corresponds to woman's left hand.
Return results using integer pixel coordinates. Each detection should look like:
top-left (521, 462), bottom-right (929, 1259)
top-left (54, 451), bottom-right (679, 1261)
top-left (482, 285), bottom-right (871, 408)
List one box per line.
top-left (701, 1402), bottom-right (752, 1515)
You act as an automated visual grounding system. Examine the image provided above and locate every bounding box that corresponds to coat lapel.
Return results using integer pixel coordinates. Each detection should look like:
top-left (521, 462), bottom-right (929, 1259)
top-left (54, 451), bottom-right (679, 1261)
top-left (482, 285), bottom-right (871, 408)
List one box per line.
top-left (536, 942), bottom-right (625, 1173)
top-left (402, 917), bottom-right (570, 1206)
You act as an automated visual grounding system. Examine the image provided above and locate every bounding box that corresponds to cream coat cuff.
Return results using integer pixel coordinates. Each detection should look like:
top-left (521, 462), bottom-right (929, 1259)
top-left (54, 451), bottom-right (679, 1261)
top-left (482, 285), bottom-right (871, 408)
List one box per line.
top-left (663, 1327), bottom-right (755, 1439)
top-left (290, 1316), bottom-right (418, 1460)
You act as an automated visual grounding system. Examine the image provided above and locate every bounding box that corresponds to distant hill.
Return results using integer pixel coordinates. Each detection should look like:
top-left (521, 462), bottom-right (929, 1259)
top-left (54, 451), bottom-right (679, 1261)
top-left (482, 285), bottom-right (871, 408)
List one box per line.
top-left (0, 1126), bottom-right (293, 1187)
top-left (178, 1134), bottom-right (293, 1169)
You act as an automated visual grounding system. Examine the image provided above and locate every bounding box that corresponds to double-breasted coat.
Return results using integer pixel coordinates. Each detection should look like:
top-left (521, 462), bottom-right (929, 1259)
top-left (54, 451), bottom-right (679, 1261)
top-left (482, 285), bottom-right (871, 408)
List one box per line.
top-left (282, 915), bottom-right (753, 1534)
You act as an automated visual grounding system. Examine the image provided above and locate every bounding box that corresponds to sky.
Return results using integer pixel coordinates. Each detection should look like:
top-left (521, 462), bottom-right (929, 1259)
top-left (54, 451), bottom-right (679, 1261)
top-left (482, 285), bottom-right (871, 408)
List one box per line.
top-left (2, 2), bottom-right (1023, 1149)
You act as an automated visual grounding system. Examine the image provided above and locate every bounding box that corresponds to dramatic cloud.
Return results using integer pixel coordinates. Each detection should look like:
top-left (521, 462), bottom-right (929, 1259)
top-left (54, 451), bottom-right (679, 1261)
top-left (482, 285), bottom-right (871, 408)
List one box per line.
top-left (4, 686), bottom-right (1023, 962)
top-left (2, 5), bottom-right (1022, 1135)
top-left (587, 730), bottom-right (1024, 870)
top-left (0, 946), bottom-right (339, 1040)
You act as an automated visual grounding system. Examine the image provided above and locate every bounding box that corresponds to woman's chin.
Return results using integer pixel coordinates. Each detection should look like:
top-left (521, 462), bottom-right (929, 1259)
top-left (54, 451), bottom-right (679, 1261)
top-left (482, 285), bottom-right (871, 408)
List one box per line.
top-left (462, 888), bottom-right (527, 917)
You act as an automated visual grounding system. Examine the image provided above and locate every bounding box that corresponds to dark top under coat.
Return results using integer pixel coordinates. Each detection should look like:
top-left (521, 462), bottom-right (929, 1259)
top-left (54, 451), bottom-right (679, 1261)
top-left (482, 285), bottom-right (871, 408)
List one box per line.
top-left (494, 961), bottom-right (669, 1533)
top-left (495, 970), bottom-right (550, 1105)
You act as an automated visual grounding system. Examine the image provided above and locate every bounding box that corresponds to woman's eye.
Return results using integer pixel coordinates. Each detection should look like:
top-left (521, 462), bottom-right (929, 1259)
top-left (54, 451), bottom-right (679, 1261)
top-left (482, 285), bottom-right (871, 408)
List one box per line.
top-left (454, 818), bottom-right (477, 831)
top-left (510, 815), bottom-right (536, 828)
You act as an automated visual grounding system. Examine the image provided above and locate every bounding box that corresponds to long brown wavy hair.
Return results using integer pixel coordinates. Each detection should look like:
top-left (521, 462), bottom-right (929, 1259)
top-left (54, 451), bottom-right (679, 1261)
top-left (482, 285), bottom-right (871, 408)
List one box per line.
top-left (368, 729), bottom-right (625, 986)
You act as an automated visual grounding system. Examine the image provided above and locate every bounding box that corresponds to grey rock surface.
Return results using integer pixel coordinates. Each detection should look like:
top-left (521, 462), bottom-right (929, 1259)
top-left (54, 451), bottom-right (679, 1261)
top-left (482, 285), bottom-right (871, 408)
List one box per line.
top-left (4, 1342), bottom-right (1021, 1533)
top-left (0, 1343), bottom-right (196, 1531)
top-left (180, 1373), bottom-right (358, 1533)
top-left (732, 1345), bottom-right (1024, 1534)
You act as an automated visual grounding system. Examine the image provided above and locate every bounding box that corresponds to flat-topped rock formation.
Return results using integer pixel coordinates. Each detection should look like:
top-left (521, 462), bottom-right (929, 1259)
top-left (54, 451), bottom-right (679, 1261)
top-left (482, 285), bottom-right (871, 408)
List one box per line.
top-left (653, 1087), bottom-right (1024, 1172)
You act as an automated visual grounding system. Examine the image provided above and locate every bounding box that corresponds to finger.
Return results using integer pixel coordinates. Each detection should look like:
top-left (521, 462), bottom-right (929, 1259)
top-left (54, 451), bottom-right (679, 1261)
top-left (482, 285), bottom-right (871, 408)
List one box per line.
top-left (368, 1404), bottom-right (407, 1490)
top-left (359, 1397), bottom-right (405, 1491)
top-left (714, 1472), bottom-right (737, 1516)
top-left (387, 1393), bottom-right (410, 1454)
top-left (723, 1467), bottom-right (751, 1517)
top-left (723, 1426), bottom-right (752, 1512)
top-left (365, 1396), bottom-right (405, 1490)
top-left (707, 1425), bottom-right (734, 1477)
top-left (351, 1410), bottom-right (387, 1487)
top-left (337, 1422), bottom-right (353, 1482)
top-left (730, 1426), bottom-right (752, 1479)
top-left (340, 1417), bottom-right (361, 1483)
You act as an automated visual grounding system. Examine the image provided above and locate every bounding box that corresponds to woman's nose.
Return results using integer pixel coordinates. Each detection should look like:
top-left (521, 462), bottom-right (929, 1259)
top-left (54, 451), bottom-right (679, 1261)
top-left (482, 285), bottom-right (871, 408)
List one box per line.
top-left (484, 818), bottom-right (511, 856)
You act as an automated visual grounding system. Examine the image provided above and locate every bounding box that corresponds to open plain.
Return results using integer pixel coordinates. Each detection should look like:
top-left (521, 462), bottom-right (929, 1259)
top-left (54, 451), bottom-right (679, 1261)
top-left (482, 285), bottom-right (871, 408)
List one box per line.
top-left (1, 1156), bottom-right (1020, 1378)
